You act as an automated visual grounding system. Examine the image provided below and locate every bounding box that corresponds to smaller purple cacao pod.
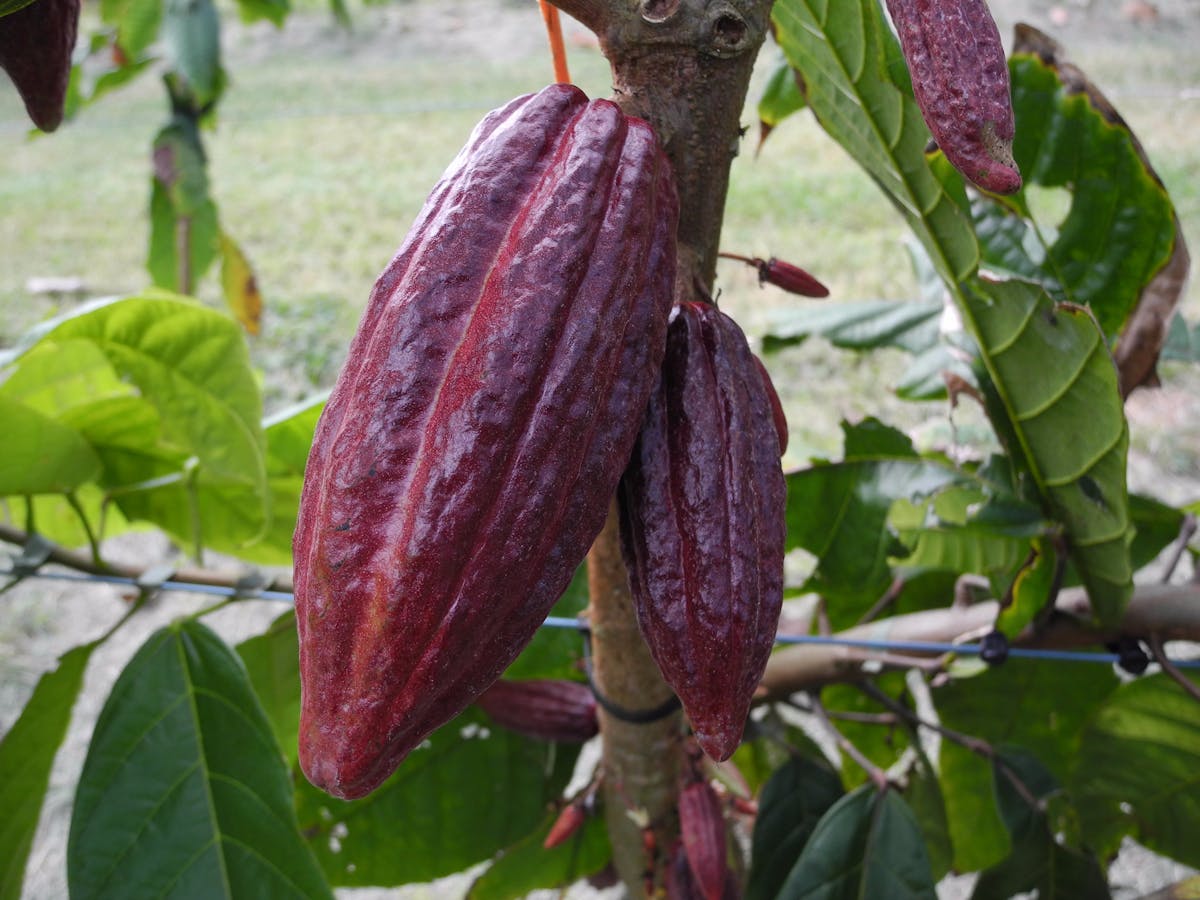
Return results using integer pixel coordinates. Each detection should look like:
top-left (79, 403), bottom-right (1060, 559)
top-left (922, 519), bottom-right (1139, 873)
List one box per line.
top-left (619, 302), bottom-right (787, 762)
top-left (665, 840), bottom-right (740, 900)
top-left (679, 782), bottom-right (728, 900)
top-left (885, 0), bottom-right (1022, 194)
top-left (751, 355), bottom-right (788, 455)
top-left (0, 0), bottom-right (80, 132)
top-left (476, 678), bottom-right (599, 744)
top-left (758, 257), bottom-right (829, 298)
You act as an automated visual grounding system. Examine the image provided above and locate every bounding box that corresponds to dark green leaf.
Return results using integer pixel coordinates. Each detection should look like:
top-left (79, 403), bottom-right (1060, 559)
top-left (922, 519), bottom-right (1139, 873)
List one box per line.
top-left (757, 59), bottom-right (807, 150)
top-left (163, 0), bottom-right (221, 104)
top-left (68, 620), bottom-right (332, 899)
top-left (294, 709), bottom-right (578, 886)
top-left (1128, 493), bottom-right (1187, 572)
top-left (776, 786), bottom-right (937, 899)
top-left (902, 749), bottom-right (952, 881)
top-left (747, 753), bottom-right (844, 900)
top-left (967, 278), bottom-right (1132, 624)
top-left (1072, 671), bottom-right (1200, 866)
top-left (842, 417), bottom-right (916, 460)
top-left (236, 611), bottom-right (301, 768)
top-left (0, 642), bottom-right (96, 900)
top-left (468, 811), bottom-right (611, 900)
top-left (934, 659), bottom-right (1119, 871)
top-left (972, 53), bottom-right (1177, 337)
top-left (762, 300), bottom-right (942, 355)
top-left (786, 456), bottom-right (962, 625)
top-left (972, 751), bottom-right (1111, 900)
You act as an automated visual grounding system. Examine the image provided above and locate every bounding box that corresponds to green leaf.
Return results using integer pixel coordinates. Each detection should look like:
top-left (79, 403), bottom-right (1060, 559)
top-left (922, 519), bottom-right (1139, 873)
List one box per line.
top-left (294, 709), bottom-right (578, 886)
top-left (233, 395), bottom-right (325, 565)
top-left (771, 0), bottom-right (979, 286)
top-left (786, 455), bottom-right (963, 625)
top-left (972, 751), bottom-right (1111, 900)
top-left (1128, 492), bottom-right (1187, 571)
top-left (820, 674), bottom-right (910, 784)
top-left (902, 749), bottom-right (952, 881)
top-left (967, 278), bottom-right (1132, 623)
top-left (762, 300), bottom-right (942, 355)
top-left (162, 0), bottom-right (221, 105)
top-left (7, 294), bottom-right (268, 551)
top-left (236, 611), bottom-right (301, 768)
top-left (972, 53), bottom-right (1177, 337)
top-left (758, 58), bottom-right (807, 150)
top-left (775, 786), bottom-right (937, 899)
top-left (68, 620), bottom-right (332, 900)
top-left (0, 642), bottom-right (97, 900)
top-left (100, 0), bottom-right (163, 58)
top-left (0, 397), bottom-right (101, 495)
top-left (231, 0), bottom-right (287, 26)
top-left (504, 564), bottom-right (589, 681)
top-left (149, 118), bottom-right (220, 292)
top-left (747, 753), bottom-right (845, 900)
top-left (219, 231), bottom-right (263, 336)
top-left (0, 0), bottom-right (38, 16)
top-left (934, 659), bottom-right (1119, 871)
top-left (468, 811), bottom-right (611, 900)
top-left (1072, 671), bottom-right (1200, 866)
top-left (995, 537), bottom-right (1057, 639)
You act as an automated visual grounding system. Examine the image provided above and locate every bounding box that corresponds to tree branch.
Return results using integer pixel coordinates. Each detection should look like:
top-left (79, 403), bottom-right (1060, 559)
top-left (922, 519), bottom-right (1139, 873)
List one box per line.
top-left (760, 583), bottom-right (1200, 699)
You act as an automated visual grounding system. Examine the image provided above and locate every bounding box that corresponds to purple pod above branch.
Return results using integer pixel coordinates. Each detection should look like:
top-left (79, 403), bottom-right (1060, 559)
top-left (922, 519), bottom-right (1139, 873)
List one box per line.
top-left (886, 0), bottom-right (1022, 194)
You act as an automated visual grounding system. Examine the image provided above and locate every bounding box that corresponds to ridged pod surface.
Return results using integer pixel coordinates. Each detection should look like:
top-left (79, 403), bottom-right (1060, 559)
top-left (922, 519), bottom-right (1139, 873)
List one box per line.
top-left (476, 678), bottom-right (599, 744)
top-left (618, 302), bottom-right (786, 761)
top-left (0, 0), bottom-right (80, 132)
top-left (751, 355), bottom-right (788, 455)
top-left (678, 782), bottom-right (729, 900)
top-left (885, 0), bottom-right (1021, 194)
top-left (295, 83), bottom-right (678, 800)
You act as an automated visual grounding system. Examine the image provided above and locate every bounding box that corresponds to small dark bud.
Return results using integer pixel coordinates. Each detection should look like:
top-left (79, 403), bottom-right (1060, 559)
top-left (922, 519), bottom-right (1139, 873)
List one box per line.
top-left (979, 630), bottom-right (1009, 665)
top-left (758, 257), bottom-right (830, 298)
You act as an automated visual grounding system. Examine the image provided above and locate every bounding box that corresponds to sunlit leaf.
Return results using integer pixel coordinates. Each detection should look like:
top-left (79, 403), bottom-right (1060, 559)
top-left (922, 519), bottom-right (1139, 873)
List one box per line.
top-left (0, 397), bottom-right (100, 495)
top-left (219, 230), bottom-right (263, 336)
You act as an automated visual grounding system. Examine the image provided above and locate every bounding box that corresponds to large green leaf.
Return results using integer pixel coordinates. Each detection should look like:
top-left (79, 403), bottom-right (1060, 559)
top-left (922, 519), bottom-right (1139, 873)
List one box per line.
top-left (236, 611), bottom-right (301, 768)
top-left (934, 659), bottom-right (1119, 871)
top-left (973, 52), bottom-right (1177, 337)
top-left (967, 278), bottom-right (1132, 622)
top-left (294, 709), bottom-right (578, 887)
top-left (5, 294), bottom-right (268, 551)
top-left (68, 620), bottom-right (332, 899)
top-left (0, 397), bottom-right (100, 495)
top-left (771, 0), bottom-right (979, 286)
top-left (775, 786), bottom-right (937, 899)
top-left (747, 753), bottom-right (844, 900)
top-left (468, 812), bottom-right (611, 900)
top-left (972, 751), bottom-right (1111, 900)
top-left (1072, 672), bottom-right (1200, 866)
top-left (0, 642), bottom-right (96, 900)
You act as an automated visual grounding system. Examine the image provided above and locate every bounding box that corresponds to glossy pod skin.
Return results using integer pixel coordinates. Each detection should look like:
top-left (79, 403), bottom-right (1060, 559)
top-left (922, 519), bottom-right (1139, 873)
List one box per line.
top-left (885, 0), bottom-right (1021, 194)
top-left (294, 83), bottom-right (678, 800)
top-left (0, 0), bottom-right (80, 132)
top-left (618, 302), bottom-right (787, 762)
top-left (678, 781), bottom-right (729, 900)
top-left (475, 678), bottom-right (599, 744)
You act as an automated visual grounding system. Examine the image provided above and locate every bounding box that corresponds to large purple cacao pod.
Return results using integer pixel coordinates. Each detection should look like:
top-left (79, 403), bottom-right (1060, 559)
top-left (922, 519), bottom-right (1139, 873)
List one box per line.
top-left (0, 0), bottom-right (80, 132)
top-left (618, 301), bottom-right (786, 762)
top-left (295, 83), bottom-right (678, 800)
top-left (885, 0), bottom-right (1021, 194)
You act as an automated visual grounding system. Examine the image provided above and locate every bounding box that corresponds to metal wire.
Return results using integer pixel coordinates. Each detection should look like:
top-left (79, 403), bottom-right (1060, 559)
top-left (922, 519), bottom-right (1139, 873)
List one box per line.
top-left (6, 568), bottom-right (1200, 669)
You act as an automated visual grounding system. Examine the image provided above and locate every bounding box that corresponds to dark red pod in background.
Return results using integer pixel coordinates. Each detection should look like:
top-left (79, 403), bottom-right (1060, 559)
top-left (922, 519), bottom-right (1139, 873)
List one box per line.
top-left (476, 678), bottom-right (599, 744)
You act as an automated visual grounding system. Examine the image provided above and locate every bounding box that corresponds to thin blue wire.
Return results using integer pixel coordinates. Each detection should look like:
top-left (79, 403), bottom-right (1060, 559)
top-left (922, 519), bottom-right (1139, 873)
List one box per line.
top-left (7, 569), bottom-right (1200, 668)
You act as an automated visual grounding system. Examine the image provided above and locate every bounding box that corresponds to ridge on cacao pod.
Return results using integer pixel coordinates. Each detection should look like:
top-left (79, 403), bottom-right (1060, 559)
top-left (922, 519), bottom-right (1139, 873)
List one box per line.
top-left (886, 0), bottom-right (1022, 195)
top-left (294, 83), bottom-right (679, 800)
top-left (618, 301), bottom-right (787, 763)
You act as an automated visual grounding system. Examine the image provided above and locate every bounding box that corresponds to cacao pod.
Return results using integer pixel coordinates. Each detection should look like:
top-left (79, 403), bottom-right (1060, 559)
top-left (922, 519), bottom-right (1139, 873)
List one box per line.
top-left (476, 678), bottom-right (599, 744)
top-left (543, 801), bottom-right (587, 849)
top-left (751, 354), bottom-right (788, 455)
top-left (885, 0), bottom-right (1021, 194)
top-left (678, 781), bottom-right (729, 900)
top-left (618, 301), bottom-right (786, 761)
top-left (0, 0), bottom-right (79, 132)
top-left (758, 257), bottom-right (828, 298)
top-left (295, 83), bottom-right (678, 800)
top-left (665, 840), bottom-right (740, 900)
